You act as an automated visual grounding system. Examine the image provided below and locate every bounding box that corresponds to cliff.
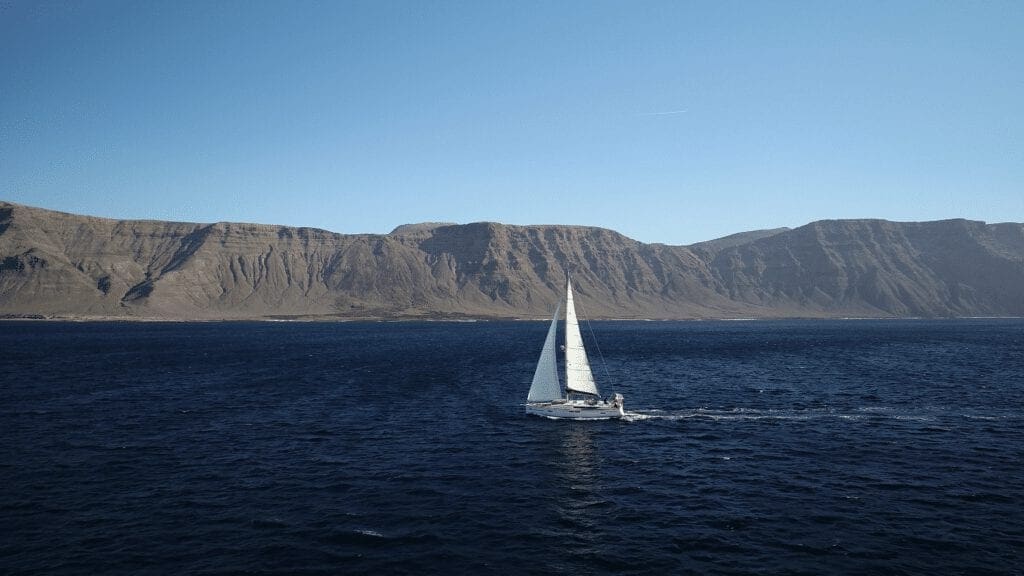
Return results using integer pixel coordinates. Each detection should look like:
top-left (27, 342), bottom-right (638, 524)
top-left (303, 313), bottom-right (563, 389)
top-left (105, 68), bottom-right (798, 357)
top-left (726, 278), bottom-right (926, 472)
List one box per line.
top-left (2, 201), bottom-right (1022, 319)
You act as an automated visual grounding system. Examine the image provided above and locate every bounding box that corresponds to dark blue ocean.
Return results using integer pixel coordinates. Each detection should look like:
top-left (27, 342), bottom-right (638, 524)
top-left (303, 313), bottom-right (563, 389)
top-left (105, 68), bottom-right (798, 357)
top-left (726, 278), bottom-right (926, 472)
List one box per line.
top-left (2, 319), bottom-right (1022, 575)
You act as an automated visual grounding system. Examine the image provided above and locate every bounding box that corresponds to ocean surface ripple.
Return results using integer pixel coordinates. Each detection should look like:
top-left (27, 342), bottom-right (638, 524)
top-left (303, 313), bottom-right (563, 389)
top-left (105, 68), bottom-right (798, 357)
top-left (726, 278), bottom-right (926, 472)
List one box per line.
top-left (2, 319), bottom-right (1022, 575)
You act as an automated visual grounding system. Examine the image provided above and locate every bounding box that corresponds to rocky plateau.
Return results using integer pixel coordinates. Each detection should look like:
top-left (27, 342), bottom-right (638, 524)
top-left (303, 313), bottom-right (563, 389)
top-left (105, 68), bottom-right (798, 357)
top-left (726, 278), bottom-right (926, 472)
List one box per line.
top-left (2, 201), bottom-right (1022, 320)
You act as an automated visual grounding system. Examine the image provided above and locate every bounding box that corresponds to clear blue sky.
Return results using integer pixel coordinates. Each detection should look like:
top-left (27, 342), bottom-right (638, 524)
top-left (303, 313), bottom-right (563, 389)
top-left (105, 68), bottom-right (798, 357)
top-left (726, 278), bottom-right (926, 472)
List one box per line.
top-left (2, 0), bottom-right (1022, 245)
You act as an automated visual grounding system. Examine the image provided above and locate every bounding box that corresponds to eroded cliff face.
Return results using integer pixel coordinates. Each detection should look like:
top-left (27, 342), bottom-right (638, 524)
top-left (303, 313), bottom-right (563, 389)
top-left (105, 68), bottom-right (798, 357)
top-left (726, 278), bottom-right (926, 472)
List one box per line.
top-left (2, 201), bottom-right (1022, 319)
top-left (0, 203), bottom-right (207, 317)
top-left (701, 219), bottom-right (1024, 317)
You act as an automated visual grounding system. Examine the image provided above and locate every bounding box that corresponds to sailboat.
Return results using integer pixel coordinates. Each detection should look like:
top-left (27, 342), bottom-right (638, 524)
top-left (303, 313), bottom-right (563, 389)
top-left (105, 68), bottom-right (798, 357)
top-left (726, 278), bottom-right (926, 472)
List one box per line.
top-left (525, 276), bottom-right (625, 419)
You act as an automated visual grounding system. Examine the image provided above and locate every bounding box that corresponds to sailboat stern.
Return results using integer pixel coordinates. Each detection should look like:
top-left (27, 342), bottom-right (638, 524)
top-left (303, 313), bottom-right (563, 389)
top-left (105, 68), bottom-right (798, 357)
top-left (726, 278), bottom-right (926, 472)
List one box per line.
top-left (611, 393), bottom-right (625, 416)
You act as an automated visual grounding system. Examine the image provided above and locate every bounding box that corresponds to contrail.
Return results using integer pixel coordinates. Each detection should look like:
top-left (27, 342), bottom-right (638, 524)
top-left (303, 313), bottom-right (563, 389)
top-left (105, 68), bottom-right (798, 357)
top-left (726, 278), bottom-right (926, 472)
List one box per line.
top-left (637, 109), bottom-right (688, 116)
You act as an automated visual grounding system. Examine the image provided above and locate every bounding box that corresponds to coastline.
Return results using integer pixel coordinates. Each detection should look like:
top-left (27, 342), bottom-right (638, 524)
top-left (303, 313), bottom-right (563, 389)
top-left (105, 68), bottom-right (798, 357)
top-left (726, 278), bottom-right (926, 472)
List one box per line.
top-left (3, 313), bottom-right (1021, 323)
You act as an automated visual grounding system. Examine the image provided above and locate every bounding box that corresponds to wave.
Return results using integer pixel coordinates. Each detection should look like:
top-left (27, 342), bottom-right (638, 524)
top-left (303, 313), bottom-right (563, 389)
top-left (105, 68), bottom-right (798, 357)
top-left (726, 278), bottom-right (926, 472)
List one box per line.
top-left (623, 406), bottom-right (935, 422)
top-left (624, 406), bottom-right (1021, 423)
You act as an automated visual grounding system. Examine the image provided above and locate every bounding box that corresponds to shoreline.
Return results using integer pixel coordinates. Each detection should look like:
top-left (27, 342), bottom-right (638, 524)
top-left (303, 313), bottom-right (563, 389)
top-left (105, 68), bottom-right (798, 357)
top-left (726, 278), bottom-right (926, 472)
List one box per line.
top-left (3, 314), bottom-right (1022, 323)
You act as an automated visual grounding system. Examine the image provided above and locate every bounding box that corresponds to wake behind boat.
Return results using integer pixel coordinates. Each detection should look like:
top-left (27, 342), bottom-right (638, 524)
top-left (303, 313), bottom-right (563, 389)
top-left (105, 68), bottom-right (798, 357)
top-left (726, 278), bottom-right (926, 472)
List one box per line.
top-left (525, 276), bottom-right (624, 420)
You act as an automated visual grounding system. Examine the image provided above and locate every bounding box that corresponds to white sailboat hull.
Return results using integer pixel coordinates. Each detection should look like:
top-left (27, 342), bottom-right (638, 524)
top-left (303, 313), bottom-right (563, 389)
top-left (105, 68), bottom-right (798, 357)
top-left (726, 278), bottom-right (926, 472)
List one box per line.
top-left (525, 399), bottom-right (624, 420)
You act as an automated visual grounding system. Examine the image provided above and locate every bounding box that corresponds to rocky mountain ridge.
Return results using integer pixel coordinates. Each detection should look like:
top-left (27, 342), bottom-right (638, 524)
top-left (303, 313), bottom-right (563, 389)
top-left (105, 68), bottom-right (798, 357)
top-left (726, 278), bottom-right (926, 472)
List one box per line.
top-left (2, 201), bottom-right (1022, 320)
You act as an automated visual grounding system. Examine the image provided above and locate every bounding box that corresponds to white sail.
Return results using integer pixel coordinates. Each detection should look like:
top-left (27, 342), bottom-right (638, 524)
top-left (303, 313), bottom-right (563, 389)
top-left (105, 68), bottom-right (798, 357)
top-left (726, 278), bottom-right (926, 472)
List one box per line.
top-left (564, 278), bottom-right (600, 397)
top-left (527, 305), bottom-right (562, 403)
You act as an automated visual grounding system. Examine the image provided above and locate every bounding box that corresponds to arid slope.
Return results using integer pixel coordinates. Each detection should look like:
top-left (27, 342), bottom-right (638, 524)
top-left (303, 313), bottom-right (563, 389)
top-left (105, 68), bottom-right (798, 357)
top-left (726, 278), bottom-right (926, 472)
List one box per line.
top-left (2, 202), bottom-right (1022, 319)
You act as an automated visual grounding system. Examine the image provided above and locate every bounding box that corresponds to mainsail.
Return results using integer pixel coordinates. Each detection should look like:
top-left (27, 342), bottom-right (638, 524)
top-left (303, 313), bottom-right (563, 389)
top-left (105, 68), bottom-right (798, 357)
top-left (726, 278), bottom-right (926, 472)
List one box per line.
top-left (564, 279), bottom-right (600, 397)
top-left (527, 305), bottom-right (562, 402)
